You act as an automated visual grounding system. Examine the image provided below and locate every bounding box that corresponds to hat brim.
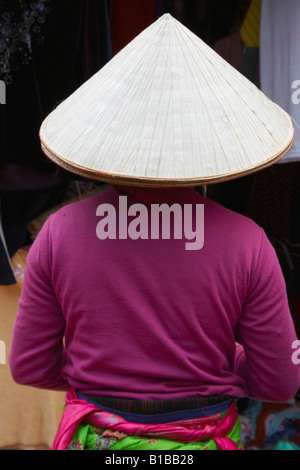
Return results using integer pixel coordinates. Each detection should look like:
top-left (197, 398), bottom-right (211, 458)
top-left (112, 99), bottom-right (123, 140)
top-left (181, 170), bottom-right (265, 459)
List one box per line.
top-left (40, 120), bottom-right (294, 187)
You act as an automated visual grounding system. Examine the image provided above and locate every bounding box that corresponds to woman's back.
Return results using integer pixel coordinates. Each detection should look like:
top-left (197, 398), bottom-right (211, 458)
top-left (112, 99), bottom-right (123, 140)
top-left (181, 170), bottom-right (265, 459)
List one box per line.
top-left (10, 186), bottom-right (300, 403)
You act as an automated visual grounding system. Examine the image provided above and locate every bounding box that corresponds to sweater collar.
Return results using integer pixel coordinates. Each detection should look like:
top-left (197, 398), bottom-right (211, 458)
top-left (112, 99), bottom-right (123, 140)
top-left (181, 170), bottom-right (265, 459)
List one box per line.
top-left (113, 185), bottom-right (192, 203)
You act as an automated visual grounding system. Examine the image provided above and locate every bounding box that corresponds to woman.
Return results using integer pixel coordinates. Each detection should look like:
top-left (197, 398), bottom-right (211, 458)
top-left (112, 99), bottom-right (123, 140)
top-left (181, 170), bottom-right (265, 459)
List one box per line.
top-left (9, 14), bottom-right (300, 450)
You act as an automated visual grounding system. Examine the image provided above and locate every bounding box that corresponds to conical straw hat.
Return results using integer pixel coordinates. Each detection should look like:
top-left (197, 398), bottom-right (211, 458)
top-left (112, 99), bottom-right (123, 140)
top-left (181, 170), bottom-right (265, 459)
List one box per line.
top-left (40, 14), bottom-right (294, 187)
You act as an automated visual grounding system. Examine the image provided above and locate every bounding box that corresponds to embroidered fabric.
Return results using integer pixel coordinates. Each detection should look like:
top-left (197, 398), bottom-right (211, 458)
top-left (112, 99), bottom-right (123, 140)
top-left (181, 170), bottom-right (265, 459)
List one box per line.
top-left (0, 0), bottom-right (51, 84)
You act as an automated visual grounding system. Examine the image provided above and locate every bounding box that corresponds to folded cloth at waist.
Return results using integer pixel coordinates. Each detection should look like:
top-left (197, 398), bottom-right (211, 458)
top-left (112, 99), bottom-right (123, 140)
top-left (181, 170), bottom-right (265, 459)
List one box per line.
top-left (77, 392), bottom-right (235, 424)
top-left (78, 392), bottom-right (232, 415)
top-left (52, 387), bottom-right (243, 450)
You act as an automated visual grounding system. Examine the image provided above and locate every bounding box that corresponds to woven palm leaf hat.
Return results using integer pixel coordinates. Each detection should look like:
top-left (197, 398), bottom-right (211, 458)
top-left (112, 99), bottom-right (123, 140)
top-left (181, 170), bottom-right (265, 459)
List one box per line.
top-left (39, 14), bottom-right (294, 188)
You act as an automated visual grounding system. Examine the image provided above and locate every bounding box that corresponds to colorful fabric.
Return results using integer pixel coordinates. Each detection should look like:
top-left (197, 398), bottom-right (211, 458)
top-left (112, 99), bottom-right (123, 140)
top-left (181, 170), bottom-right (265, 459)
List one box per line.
top-left (241, 399), bottom-right (300, 450)
top-left (52, 388), bottom-right (243, 450)
top-left (110, 0), bottom-right (155, 56)
top-left (260, 0), bottom-right (300, 163)
top-left (240, 0), bottom-right (261, 47)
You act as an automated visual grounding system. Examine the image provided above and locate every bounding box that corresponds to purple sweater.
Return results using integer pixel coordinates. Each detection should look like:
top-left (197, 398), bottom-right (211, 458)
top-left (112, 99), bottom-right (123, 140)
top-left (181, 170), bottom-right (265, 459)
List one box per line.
top-left (9, 186), bottom-right (300, 401)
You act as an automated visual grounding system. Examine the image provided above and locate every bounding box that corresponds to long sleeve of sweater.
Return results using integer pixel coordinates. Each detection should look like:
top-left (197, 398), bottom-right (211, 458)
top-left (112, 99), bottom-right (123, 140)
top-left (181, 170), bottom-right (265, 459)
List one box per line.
top-left (9, 218), bottom-right (68, 391)
top-left (234, 232), bottom-right (300, 402)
